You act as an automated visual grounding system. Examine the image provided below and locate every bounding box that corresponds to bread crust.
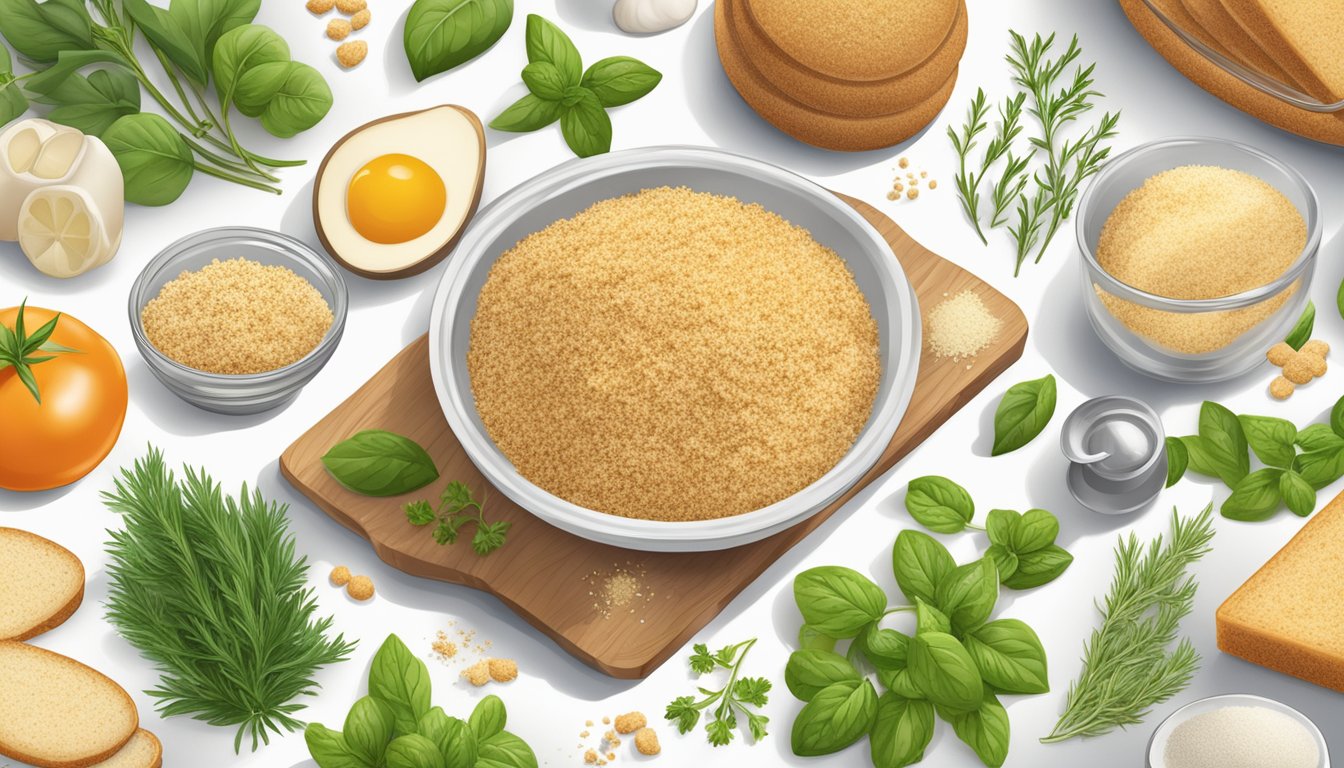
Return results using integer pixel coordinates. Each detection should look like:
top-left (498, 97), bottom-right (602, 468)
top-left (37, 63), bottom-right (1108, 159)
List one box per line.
top-left (0, 528), bottom-right (85, 641)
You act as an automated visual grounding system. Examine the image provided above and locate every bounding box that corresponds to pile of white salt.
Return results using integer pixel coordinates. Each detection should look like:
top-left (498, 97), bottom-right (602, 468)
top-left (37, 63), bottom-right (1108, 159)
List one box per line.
top-left (1164, 705), bottom-right (1318, 768)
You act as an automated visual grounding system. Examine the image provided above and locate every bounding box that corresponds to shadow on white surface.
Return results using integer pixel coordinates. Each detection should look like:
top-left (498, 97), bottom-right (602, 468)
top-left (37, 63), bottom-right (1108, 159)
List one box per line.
top-left (0, 241), bottom-right (123, 296)
top-left (0, 482), bottom-right (78, 511)
top-left (555, 0), bottom-right (620, 33)
top-left (126, 359), bottom-right (292, 436)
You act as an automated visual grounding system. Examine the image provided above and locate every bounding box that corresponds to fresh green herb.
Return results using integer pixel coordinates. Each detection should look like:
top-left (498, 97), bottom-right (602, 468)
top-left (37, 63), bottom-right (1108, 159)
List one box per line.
top-left (991, 373), bottom-right (1057, 455)
top-left (491, 14), bottom-right (660, 157)
top-left (307, 634), bottom-right (538, 768)
top-left (1284, 301), bottom-right (1315, 350)
top-left (322, 430), bottom-right (440, 497)
top-left (103, 449), bottom-right (356, 752)
top-left (0, 298), bottom-right (80, 403)
top-left (904, 476), bottom-right (975, 534)
top-left (1007, 184), bottom-right (1050, 275)
top-left (405, 480), bottom-right (511, 556)
top-left (31, 66), bottom-right (139, 136)
top-left (948, 91), bottom-right (1028, 245)
top-left (0, 45), bottom-right (26, 124)
top-left (101, 112), bottom-right (195, 206)
top-left (1164, 436), bottom-right (1188, 488)
top-left (948, 89), bottom-right (989, 243)
top-left (404, 0), bottom-right (513, 82)
top-left (1043, 506), bottom-right (1214, 743)
top-left (666, 638), bottom-right (771, 747)
top-left (1338, 275), bottom-right (1344, 321)
top-left (988, 148), bottom-right (1032, 231)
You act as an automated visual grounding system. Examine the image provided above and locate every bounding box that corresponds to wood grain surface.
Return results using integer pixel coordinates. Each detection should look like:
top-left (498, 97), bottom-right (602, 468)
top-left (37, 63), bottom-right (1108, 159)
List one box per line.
top-left (280, 194), bottom-right (1028, 678)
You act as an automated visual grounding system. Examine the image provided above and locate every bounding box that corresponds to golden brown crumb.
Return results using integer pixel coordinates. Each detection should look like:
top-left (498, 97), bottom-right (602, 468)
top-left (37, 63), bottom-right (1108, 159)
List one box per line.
top-left (584, 749), bottom-right (598, 765)
top-left (927, 290), bottom-right (1002, 361)
top-left (886, 190), bottom-right (897, 201)
top-left (910, 178), bottom-right (919, 186)
top-left (334, 0), bottom-right (365, 12)
top-left (464, 660), bottom-right (491, 686)
top-left (326, 18), bottom-right (351, 40)
top-left (336, 40), bottom-right (367, 68)
top-left (350, 8), bottom-right (370, 29)
top-left (346, 575), bottom-right (374, 601)
top-left (614, 712), bottom-right (646, 734)
top-left (586, 720), bottom-right (594, 727)
top-left (431, 631), bottom-right (458, 661)
top-left (488, 658), bottom-right (518, 683)
top-left (1302, 339), bottom-right (1330, 358)
top-left (1306, 353), bottom-right (1328, 377)
top-left (893, 182), bottom-right (904, 192)
top-left (306, 0), bottom-right (334, 13)
top-left (602, 717), bottom-right (611, 725)
top-left (606, 753), bottom-right (616, 762)
top-left (898, 157), bottom-right (909, 169)
top-left (928, 180), bottom-right (938, 190)
top-left (580, 730), bottom-right (590, 738)
top-left (634, 728), bottom-right (661, 756)
top-left (906, 188), bottom-right (919, 200)
top-left (603, 730), bottom-right (618, 744)
top-left (329, 565), bottom-right (351, 586)
top-left (1270, 375), bottom-right (1295, 399)
top-left (1268, 342), bottom-right (1296, 366)
top-left (1284, 354), bottom-right (1316, 384)
top-left (920, 171), bottom-right (928, 178)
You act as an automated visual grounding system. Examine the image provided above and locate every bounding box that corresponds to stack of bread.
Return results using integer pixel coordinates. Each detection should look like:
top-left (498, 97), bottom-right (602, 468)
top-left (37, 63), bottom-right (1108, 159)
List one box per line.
top-left (714, 0), bottom-right (968, 151)
top-left (0, 528), bottom-right (162, 768)
top-left (1122, 0), bottom-right (1344, 145)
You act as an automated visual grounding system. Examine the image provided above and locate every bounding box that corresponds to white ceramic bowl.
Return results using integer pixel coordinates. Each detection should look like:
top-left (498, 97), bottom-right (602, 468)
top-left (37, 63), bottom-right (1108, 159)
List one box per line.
top-left (1147, 694), bottom-right (1329, 768)
top-left (428, 146), bottom-right (920, 551)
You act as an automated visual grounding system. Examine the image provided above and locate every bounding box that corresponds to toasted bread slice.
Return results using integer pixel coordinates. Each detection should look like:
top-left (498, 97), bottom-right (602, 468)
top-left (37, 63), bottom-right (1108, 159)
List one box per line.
top-left (1217, 490), bottom-right (1344, 691)
top-left (1222, 0), bottom-right (1344, 103)
top-left (1179, 0), bottom-right (1296, 83)
top-left (87, 730), bottom-right (161, 768)
top-left (0, 528), bottom-right (85, 641)
top-left (0, 642), bottom-right (138, 768)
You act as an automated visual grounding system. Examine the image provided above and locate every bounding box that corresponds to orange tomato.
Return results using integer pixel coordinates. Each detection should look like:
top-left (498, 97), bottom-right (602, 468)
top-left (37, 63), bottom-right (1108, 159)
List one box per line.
top-left (0, 304), bottom-right (128, 491)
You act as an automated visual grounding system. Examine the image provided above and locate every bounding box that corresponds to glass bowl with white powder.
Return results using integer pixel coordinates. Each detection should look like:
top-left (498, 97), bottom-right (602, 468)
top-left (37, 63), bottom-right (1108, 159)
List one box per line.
top-left (1147, 694), bottom-right (1328, 768)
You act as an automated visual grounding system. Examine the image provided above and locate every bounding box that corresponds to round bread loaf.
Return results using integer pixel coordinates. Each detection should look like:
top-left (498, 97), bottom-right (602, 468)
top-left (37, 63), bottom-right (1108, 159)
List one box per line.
top-left (725, 0), bottom-right (966, 117)
top-left (743, 0), bottom-right (959, 82)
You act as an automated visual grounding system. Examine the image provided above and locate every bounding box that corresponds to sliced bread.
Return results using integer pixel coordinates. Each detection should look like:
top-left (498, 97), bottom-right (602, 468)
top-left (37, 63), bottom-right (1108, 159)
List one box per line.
top-left (88, 730), bottom-right (162, 768)
top-left (1179, 0), bottom-right (1296, 84)
top-left (0, 642), bottom-right (138, 768)
top-left (1217, 489), bottom-right (1344, 691)
top-left (1222, 0), bottom-right (1344, 103)
top-left (0, 528), bottom-right (85, 641)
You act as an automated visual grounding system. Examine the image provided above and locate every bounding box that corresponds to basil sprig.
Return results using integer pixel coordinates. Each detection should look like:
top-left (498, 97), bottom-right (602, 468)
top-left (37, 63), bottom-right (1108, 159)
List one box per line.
top-left (490, 15), bottom-right (660, 158)
top-left (322, 430), bottom-right (440, 497)
top-left (990, 374), bottom-right (1057, 456)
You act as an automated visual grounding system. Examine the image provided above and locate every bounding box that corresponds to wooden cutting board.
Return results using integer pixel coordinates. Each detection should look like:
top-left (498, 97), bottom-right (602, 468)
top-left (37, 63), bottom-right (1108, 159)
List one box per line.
top-left (280, 194), bottom-right (1028, 679)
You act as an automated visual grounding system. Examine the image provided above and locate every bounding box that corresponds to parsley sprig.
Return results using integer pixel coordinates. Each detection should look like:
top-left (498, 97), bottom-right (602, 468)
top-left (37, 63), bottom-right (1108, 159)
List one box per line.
top-left (665, 638), bottom-right (771, 747)
top-left (0, 299), bottom-right (79, 403)
top-left (404, 481), bottom-right (511, 556)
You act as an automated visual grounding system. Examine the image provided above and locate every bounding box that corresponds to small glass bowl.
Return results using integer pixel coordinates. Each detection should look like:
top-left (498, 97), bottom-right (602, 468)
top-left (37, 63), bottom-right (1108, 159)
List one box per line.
top-left (128, 227), bottom-right (349, 415)
top-left (1147, 694), bottom-right (1329, 768)
top-left (1077, 137), bottom-right (1320, 383)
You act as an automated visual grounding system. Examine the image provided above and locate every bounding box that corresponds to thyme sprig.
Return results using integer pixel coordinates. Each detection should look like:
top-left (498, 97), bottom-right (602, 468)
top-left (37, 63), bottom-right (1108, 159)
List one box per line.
top-left (405, 480), bottom-right (511, 556)
top-left (948, 89), bottom-right (990, 243)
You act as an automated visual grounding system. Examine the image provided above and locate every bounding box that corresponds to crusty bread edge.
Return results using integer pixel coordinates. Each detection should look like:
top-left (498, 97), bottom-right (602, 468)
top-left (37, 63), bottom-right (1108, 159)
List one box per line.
top-left (0, 641), bottom-right (139, 768)
top-left (1219, 0), bottom-right (1341, 104)
top-left (88, 730), bottom-right (162, 768)
top-left (0, 528), bottom-right (86, 642)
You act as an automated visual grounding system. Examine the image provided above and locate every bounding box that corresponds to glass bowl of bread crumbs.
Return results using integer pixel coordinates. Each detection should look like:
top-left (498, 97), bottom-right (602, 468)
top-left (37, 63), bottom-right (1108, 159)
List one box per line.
top-left (1077, 137), bottom-right (1320, 382)
top-left (428, 147), bottom-right (922, 552)
top-left (129, 227), bottom-right (348, 414)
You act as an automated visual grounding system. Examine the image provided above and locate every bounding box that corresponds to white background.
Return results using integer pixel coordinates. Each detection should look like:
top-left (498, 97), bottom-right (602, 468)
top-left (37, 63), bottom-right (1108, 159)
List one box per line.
top-left (4, 1), bottom-right (1344, 766)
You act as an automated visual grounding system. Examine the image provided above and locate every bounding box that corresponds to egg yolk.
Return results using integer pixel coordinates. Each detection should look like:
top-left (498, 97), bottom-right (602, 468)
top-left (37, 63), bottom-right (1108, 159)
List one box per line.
top-left (346, 153), bottom-right (447, 245)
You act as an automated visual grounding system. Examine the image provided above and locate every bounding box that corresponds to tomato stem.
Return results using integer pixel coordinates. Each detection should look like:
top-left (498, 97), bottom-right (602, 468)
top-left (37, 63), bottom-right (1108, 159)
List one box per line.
top-left (0, 299), bottom-right (80, 404)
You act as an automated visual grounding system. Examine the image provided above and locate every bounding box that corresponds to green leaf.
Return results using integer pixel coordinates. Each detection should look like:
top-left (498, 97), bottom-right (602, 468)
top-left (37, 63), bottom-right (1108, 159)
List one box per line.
top-left (170, 0), bottom-right (262, 78)
top-left (790, 679), bottom-right (878, 757)
top-left (102, 113), bottom-right (194, 206)
top-left (878, 666), bottom-right (924, 700)
top-left (914, 598), bottom-right (951, 636)
top-left (520, 60), bottom-right (566, 101)
top-left (705, 716), bottom-right (735, 747)
top-left (343, 696), bottom-right (395, 765)
top-left (41, 68), bottom-right (141, 137)
top-left (1179, 435), bottom-right (1222, 479)
top-left (212, 23), bottom-right (290, 107)
top-left (985, 544), bottom-right (1018, 581)
top-left (1298, 445), bottom-right (1344, 489)
top-left (991, 374), bottom-right (1057, 456)
top-left (1338, 274), bottom-right (1344, 325)
top-left (785, 649), bottom-right (860, 702)
top-left (1296, 423), bottom-right (1344, 452)
top-left (907, 632), bottom-right (983, 713)
top-left (1165, 436), bottom-right (1188, 488)
top-left (793, 566), bottom-right (887, 639)
top-left (404, 500), bottom-right (436, 526)
top-left (860, 625), bottom-right (911, 671)
top-left (489, 93), bottom-right (564, 132)
top-left (580, 56), bottom-right (662, 108)
top-left (941, 693), bottom-right (1011, 768)
top-left (1197, 401), bottom-right (1251, 486)
top-left (1000, 545), bottom-right (1072, 590)
top-left (404, 0), bottom-right (513, 82)
top-left (559, 88), bottom-right (611, 157)
top-left (322, 430), bottom-right (440, 497)
top-left (231, 59), bottom-right (290, 117)
top-left (0, 0), bottom-right (94, 63)
top-left (305, 724), bottom-right (363, 768)
top-left (440, 719), bottom-right (479, 768)
top-left (1010, 509), bottom-right (1059, 553)
top-left (984, 509), bottom-right (1018, 547)
top-left (386, 733), bottom-right (446, 768)
top-left (745, 710), bottom-right (769, 742)
top-left (734, 676), bottom-right (772, 707)
top-left (249, 61), bottom-right (332, 138)
top-left (20, 49), bottom-right (127, 97)
top-left (798, 623), bottom-right (837, 652)
top-left (1333, 395), bottom-right (1344, 439)
top-left (1280, 470), bottom-right (1316, 517)
top-left (368, 635), bottom-right (433, 737)
top-left (123, 0), bottom-right (208, 84)
top-left (869, 694), bottom-right (934, 768)
top-left (963, 619), bottom-right (1049, 694)
top-left (904, 476), bottom-right (975, 534)
top-left (0, 47), bottom-right (27, 126)
top-left (476, 731), bottom-right (538, 768)
top-left (524, 14), bottom-right (581, 85)
top-left (933, 558), bottom-right (998, 636)
top-left (1238, 414), bottom-right (1298, 469)
top-left (414, 708), bottom-right (450, 750)
top-left (471, 520), bottom-right (511, 555)
top-left (469, 695), bottom-right (507, 741)
top-left (892, 530), bottom-right (955, 606)
top-left (1284, 301), bottom-right (1315, 350)
top-left (1221, 468), bottom-right (1284, 521)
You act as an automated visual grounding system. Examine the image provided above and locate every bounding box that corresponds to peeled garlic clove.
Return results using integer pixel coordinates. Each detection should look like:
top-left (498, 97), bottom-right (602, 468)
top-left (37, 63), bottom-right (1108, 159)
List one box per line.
top-left (17, 185), bottom-right (115, 278)
top-left (31, 130), bottom-right (86, 180)
top-left (6, 126), bottom-right (41, 175)
top-left (613, 0), bottom-right (696, 34)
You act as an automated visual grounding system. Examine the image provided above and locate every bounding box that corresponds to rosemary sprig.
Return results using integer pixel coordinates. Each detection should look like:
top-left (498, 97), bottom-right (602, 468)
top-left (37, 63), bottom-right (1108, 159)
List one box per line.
top-left (1043, 505), bottom-right (1215, 743)
top-left (948, 89), bottom-right (990, 244)
top-left (989, 148), bottom-right (1033, 231)
top-left (1033, 111), bottom-right (1120, 260)
top-left (1009, 183), bottom-right (1052, 276)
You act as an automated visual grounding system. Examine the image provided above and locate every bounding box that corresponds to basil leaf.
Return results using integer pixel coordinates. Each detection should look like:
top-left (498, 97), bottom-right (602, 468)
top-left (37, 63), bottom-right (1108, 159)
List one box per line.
top-left (580, 55), bottom-right (662, 108)
top-left (991, 373), bottom-right (1057, 456)
top-left (252, 61), bottom-right (332, 138)
top-left (986, 544), bottom-right (1018, 581)
top-left (790, 679), bottom-right (878, 757)
top-left (904, 476), bottom-right (974, 534)
top-left (305, 724), bottom-right (364, 768)
top-left (415, 707), bottom-right (451, 750)
top-left (914, 598), bottom-right (951, 636)
top-left (344, 696), bottom-right (396, 765)
top-left (941, 693), bottom-right (1011, 768)
top-left (490, 93), bottom-right (564, 132)
top-left (102, 113), bottom-right (194, 206)
top-left (232, 59), bottom-right (291, 117)
top-left (1000, 545), bottom-right (1072, 590)
top-left (469, 695), bottom-right (507, 741)
top-left (212, 23), bottom-right (289, 107)
top-left (1280, 470), bottom-right (1317, 517)
top-left (878, 667), bottom-right (924, 700)
top-left (1009, 509), bottom-right (1058, 553)
top-left (41, 68), bottom-right (141, 137)
top-left (984, 509), bottom-right (1018, 547)
top-left (1297, 445), bottom-right (1344, 489)
top-left (386, 733), bottom-right (446, 768)
top-left (907, 632), bottom-right (983, 713)
top-left (861, 625), bottom-right (911, 671)
top-left (1179, 435), bottom-right (1222, 479)
top-left (933, 558), bottom-right (998, 636)
top-left (892, 530), bottom-right (955, 606)
top-left (170, 0), bottom-right (261, 77)
top-left (322, 429), bottom-right (440, 497)
top-left (369, 635), bottom-right (433, 737)
top-left (524, 13), bottom-right (581, 85)
top-left (520, 60), bottom-right (566, 101)
top-left (123, 0), bottom-right (207, 84)
top-left (441, 718), bottom-right (479, 768)
top-left (559, 88), bottom-right (611, 158)
top-left (963, 619), bottom-right (1049, 694)
top-left (785, 649), bottom-right (861, 702)
top-left (1284, 301), bottom-right (1315, 350)
top-left (1221, 468), bottom-right (1284, 521)
top-left (1333, 394), bottom-right (1344, 439)
top-left (404, 0), bottom-right (513, 82)
top-left (0, 0), bottom-right (94, 63)
top-left (1197, 401), bottom-right (1251, 486)
top-left (1339, 274), bottom-right (1344, 326)
top-left (1297, 423), bottom-right (1344, 452)
top-left (794, 566), bottom-right (887, 639)
top-left (1165, 436), bottom-right (1188, 488)
top-left (869, 694), bottom-right (934, 768)
top-left (476, 731), bottom-right (537, 768)
top-left (0, 45), bottom-right (25, 126)
top-left (799, 623), bottom-right (838, 652)
top-left (20, 49), bottom-right (127, 97)
top-left (1238, 414), bottom-right (1298, 469)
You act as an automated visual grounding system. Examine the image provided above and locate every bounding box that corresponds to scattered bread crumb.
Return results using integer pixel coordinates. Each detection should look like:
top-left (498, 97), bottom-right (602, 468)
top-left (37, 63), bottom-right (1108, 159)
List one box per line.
top-left (431, 631), bottom-right (458, 661)
top-left (886, 190), bottom-right (897, 201)
top-left (614, 712), bottom-right (646, 735)
top-left (1270, 375), bottom-right (1295, 400)
top-left (1285, 353), bottom-right (1317, 384)
top-left (306, 0), bottom-right (334, 13)
top-left (336, 40), bottom-right (367, 68)
top-left (346, 575), bottom-right (374, 601)
top-left (326, 18), bottom-right (351, 40)
top-left (906, 188), bottom-right (919, 200)
top-left (1303, 339), bottom-right (1330, 357)
top-left (488, 658), bottom-right (518, 683)
top-left (334, 0), bottom-right (365, 12)
top-left (606, 753), bottom-right (616, 762)
top-left (602, 717), bottom-right (611, 725)
top-left (634, 728), bottom-right (660, 756)
top-left (329, 565), bottom-right (351, 586)
top-left (603, 730), bottom-right (619, 746)
top-left (580, 730), bottom-right (590, 738)
top-left (350, 8), bottom-right (370, 29)
top-left (584, 749), bottom-right (598, 764)
top-left (898, 157), bottom-right (909, 169)
top-left (586, 720), bottom-right (594, 727)
top-left (464, 660), bottom-right (491, 686)
top-left (928, 180), bottom-right (938, 189)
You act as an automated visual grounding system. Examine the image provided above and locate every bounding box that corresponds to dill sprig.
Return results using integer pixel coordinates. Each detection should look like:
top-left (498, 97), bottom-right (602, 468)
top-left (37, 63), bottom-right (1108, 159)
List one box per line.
top-left (103, 449), bottom-right (356, 753)
top-left (1042, 505), bottom-right (1215, 743)
top-left (948, 89), bottom-right (990, 243)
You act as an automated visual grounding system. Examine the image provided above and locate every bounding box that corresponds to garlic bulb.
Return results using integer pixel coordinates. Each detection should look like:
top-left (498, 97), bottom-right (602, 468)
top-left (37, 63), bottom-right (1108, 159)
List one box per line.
top-left (613, 0), bottom-right (696, 34)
